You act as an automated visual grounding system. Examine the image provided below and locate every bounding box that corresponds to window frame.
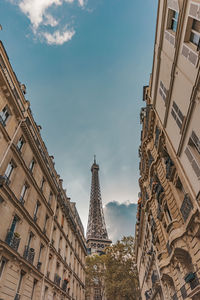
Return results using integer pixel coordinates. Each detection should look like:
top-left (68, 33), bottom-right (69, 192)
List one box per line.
top-left (29, 158), bottom-right (35, 172)
top-left (4, 160), bottom-right (15, 180)
top-left (17, 136), bottom-right (25, 151)
top-left (0, 105), bottom-right (11, 126)
top-left (167, 8), bottom-right (179, 33)
top-left (0, 256), bottom-right (7, 279)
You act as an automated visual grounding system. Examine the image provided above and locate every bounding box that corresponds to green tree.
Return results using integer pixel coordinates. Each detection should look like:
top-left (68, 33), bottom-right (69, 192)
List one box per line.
top-left (85, 254), bottom-right (106, 300)
top-left (85, 237), bottom-right (140, 300)
top-left (104, 236), bottom-right (140, 300)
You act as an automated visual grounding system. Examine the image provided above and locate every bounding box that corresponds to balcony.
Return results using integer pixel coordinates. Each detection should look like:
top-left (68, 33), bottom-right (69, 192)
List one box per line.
top-left (180, 194), bottom-right (193, 222)
top-left (54, 273), bottom-right (61, 287)
top-left (185, 272), bottom-right (199, 290)
top-left (23, 246), bottom-right (35, 264)
top-left (5, 231), bottom-right (20, 251)
top-left (0, 174), bottom-right (10, 187)
top-left (62, 279), bottom-right (69, 292)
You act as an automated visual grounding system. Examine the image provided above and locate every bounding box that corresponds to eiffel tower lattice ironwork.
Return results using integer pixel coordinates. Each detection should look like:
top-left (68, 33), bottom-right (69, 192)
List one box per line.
top-left (86, 157), bottom-right (112, 254)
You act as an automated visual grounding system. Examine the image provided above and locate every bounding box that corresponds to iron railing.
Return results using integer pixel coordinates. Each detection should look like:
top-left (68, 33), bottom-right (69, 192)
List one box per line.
top-left (5, 231), bottom-right (20, 251)
top-left (54, 274), bottom-right (61, 286)
top-left (23, 246), bottom-right (35, 264)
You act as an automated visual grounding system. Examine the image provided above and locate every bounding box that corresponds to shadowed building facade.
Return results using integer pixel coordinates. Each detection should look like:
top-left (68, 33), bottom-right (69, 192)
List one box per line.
top-left (0, 41), bottom-right (87, 300)
top-left (135, 0), bottom-right (200, 299)
top-left (86, 158), bottom-right (112, 300)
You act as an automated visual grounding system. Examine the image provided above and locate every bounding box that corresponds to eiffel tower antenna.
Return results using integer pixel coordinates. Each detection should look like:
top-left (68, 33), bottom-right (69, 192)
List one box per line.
top-left (86, 158), bottom-right (112, 255)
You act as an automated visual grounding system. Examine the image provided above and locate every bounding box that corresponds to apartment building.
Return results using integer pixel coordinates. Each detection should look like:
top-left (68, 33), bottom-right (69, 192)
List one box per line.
top-left (135, 0), bottom-right (200, 299)
top-left (0, 41), bottom-right (87, 300)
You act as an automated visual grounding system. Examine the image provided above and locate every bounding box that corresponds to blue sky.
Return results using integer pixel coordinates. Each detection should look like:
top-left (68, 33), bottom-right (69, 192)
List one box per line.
top-left (0, 0), bottom-right (157, 240)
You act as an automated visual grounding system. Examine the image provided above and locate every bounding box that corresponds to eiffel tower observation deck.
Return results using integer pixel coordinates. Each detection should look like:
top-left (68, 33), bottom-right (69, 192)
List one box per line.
top-left (86, 157), bottom-right (112, 255)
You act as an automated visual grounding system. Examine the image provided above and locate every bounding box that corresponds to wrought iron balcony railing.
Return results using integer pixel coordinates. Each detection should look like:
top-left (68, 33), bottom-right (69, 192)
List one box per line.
top-left (5, 231), bottom-right (20, 251)
top-left (23, 246), bottom-right (35, 264)
top-left (185, 272), bottom-right (199, 290)
top-left (0, 174), bottom-right (10, 187)
top-left (62, 279), bottom-right (69, 292)
top-left (54, 273), bottom-right (61, 286)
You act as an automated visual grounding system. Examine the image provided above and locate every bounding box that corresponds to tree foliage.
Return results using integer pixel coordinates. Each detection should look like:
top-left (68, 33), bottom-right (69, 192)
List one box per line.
top-left (85, 236), bottom-right (140, 300)
top-left (104, 236), bottom-right (140, 300)
top-left (85, 254), bottom-right (106, 300)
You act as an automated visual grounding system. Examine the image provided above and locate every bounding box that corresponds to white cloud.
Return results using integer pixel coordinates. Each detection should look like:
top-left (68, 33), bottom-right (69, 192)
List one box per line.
top-left (11, 0), bottom-right (85, 45)
top-left (42, 28), bottom-right (75, 45)
top-left (78, 0), bottom-right (84, 7)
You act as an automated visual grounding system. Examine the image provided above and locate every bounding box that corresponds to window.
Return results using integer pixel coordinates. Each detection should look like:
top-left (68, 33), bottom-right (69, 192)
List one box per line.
top-left (168, 9), bottom-right (179, 32)
top-left (171, 101), bottom-right (184, 129)
top-left (159, 81), bottom-right (167, 102)
top-left (190, 19), bottom-right (200, 49)
top-left (31, 279), bottom-right (37, 300)
top-left (20, 184), bottom-right (28, 204)
top-left (48, 192), bottom-right (53, 205)
top-left (38, 244), bottom-right (44, 263)
top-left (15, 270), bottom-right (26, 298)
top-left (41, 177), bottom-right (45, 191)
top-left (17, 136), bottom-right (25, 151)
top-left (185, 131), bottom-right (200, 178)
top-left (33, 201), bottom-right (40, 221)
top-left (29, 158), bottom-right (35, 172)
top-left (4, 161), bottom-right (15, 179)
top-left (43, 215), bottom-right (49, 234)
top-left (0, 257), bottom-right (7, 278)
top-left (0, 106), bottom-right (10, 126)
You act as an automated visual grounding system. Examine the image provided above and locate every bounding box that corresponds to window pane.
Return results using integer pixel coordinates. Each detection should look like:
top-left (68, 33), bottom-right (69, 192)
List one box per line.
top-left (190, 32), bottom-right (200, 46)
top-left (0, 258), bottom-right (6, 277)
top-left (192, 19), bottom-right (200, 32)
top-left (5, 162), bottom-right (14, 178)
top-left (171, 19), bottom-right (177, 32)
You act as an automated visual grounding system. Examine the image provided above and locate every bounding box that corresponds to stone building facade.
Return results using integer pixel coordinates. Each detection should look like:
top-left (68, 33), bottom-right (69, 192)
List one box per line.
top-left (135, 0), bottom-right (200, 299)
top-left (0, 41), bottom-right (87, 300)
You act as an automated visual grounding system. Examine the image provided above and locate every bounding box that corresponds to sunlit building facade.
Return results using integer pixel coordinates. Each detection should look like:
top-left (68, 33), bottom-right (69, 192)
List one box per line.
top-left (135, 0), bottom-right (200, 299)
top-left (0, 41), bottom-right (87, 300)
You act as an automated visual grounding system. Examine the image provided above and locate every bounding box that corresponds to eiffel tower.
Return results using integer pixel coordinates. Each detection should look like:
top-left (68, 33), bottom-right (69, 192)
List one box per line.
top-left (86, 157), bottom-right (112, 255)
